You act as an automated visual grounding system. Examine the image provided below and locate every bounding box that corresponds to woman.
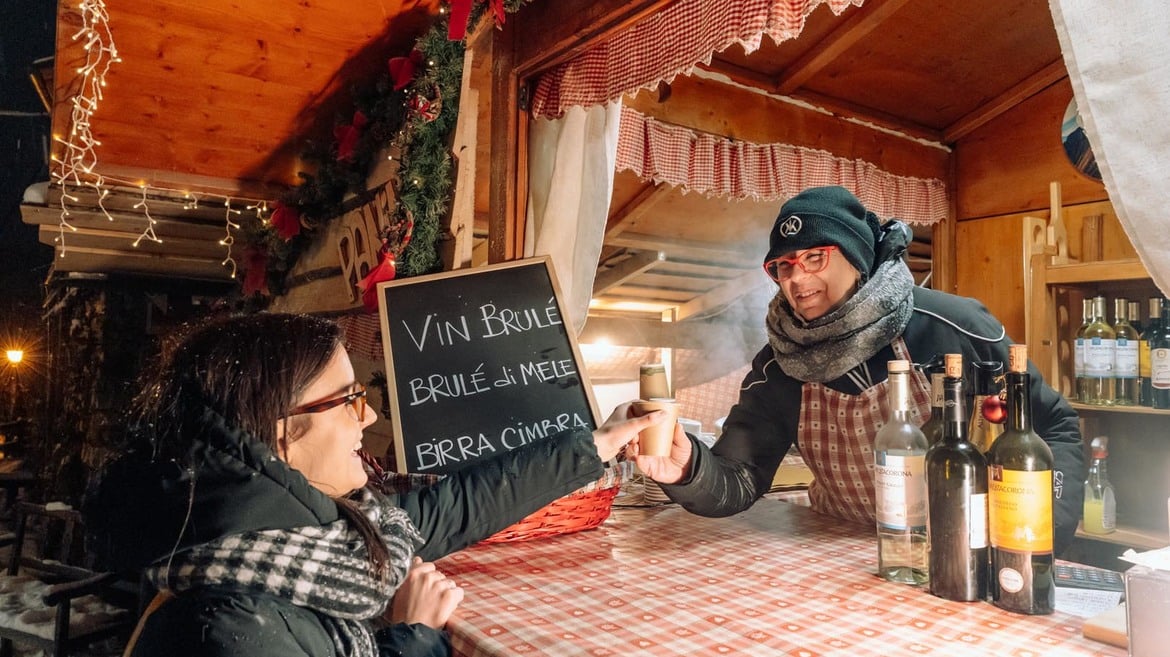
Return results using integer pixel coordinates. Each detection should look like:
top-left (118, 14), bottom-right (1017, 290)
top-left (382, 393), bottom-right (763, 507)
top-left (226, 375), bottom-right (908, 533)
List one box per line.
top-left (84, 313), bottom-right (663, 657)
top-left (632, 185), bottom-right (1084, 555)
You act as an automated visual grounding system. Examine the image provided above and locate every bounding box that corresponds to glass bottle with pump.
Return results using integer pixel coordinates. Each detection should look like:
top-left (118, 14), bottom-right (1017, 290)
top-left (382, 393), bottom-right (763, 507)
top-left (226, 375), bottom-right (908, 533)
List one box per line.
top-left (1082, 436), bottom-right (1116, 535)
top-left (874, 359), bottom-right (929, 585)
top-left (1151, 297), bottom-right (1170, 409)
top-left (1112, 297), bottom-right (1140, 406)
top-left (969, 360), bottom-right (1004, 453)
top-left (1082, 295), bottom-right (1115, 405)
top-left (987, 344), bottom-right (1055, 615)
top-left (1075, 298), bottom-right (1092, 403)
top-left (926, 353), bottom-right (988, 602)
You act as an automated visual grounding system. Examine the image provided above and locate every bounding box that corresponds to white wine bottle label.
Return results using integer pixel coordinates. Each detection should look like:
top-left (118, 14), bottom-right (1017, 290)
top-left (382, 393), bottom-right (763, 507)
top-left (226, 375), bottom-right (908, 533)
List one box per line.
top-left (988, 468), bottom-right (1053, 552)
top-left (875, 453), bottom-right (927, 530)
top-left (1152, 348), bottom-right (1170, 389)
top-left (1115, 339), bottom-right (1139, 378)
top-left (1084, 338), bottom-right (1115, 377)
top-left (969, 493), bottom-right (989, 548)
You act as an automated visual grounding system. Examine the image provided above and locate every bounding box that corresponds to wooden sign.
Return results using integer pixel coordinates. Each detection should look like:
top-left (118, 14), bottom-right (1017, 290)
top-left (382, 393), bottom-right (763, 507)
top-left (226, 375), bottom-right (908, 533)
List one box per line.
top-left (377, 257), bottom-right (599, 474)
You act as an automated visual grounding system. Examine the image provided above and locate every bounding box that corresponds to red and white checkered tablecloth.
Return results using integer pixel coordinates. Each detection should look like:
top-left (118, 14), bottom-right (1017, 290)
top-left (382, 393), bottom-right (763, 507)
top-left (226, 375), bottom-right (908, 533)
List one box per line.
top-left (438, 500), bottom-right (1125, 656)
top-left (531, 0), bottom-right (865, 119)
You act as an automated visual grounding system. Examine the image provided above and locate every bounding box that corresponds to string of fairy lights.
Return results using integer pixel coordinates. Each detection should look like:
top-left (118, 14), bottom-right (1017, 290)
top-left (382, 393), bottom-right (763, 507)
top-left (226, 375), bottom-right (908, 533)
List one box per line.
top-left (49, 0), bottom-right (269, 279)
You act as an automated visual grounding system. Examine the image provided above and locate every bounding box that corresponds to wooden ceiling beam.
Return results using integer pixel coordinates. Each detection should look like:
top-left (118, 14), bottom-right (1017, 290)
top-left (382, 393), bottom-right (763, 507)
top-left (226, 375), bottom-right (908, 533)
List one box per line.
top-left (675, 270), bottom-right (766, 321)
top-left (579, 315), bottom-right (762, 350)
top-left (697, 59), bottom-right (944, 144)
top-left (605, 182), bottom-right (672, 238)
top-left (774, 0), bottom-right (916, 96)
top-left (944, 60), bottom-right (1067, 143)
top-left (605, 232), bottom-right (749, 263)
top-left (593, 250), bottom-right (665, 295)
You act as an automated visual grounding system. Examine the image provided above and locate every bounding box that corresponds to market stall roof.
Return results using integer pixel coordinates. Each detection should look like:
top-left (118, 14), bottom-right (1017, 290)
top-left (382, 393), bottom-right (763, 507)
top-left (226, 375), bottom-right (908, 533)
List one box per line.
top-left (26, 0), bottom-right (1067, 320)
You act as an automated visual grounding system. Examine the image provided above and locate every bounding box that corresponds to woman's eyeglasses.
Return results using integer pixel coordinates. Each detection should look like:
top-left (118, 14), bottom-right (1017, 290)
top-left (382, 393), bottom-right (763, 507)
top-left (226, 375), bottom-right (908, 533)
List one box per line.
top-left (763, 245), bottom-right (839, 282)
top-left (288, 383), bottom-right (368, 421)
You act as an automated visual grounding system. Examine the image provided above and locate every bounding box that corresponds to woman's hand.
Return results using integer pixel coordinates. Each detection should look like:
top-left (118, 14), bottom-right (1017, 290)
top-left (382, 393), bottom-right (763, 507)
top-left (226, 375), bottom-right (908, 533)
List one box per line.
top-left (388, 557), bottom-right (464, 629)
top-left (629, 422), bottom-right (693, 485)
top-left (591, 401), bottom-right (667, 462)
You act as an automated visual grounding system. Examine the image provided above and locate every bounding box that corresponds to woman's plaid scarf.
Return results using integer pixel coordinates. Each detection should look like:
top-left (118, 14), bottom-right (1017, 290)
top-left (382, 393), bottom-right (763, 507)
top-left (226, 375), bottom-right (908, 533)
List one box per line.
top-left (146, 489), bottom-right (423, 657)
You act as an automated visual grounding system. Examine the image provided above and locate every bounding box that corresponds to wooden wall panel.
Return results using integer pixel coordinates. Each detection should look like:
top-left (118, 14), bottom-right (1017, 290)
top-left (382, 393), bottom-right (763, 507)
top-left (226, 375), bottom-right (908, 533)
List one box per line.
top-left (955, 79), bottom-right (1108, 220)
top-left (956, 214), bottom-right (1027, 343)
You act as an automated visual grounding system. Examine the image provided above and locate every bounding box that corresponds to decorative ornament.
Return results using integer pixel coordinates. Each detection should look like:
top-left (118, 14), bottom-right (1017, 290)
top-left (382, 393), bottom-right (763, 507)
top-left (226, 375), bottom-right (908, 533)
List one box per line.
top-left (358, 211), bottom-right (415, 311)
top-left (334, 110), bottom-right (369, 162)
top-left (242, 246), bottom-right (271, 296)
top-left (981, 392), bottom-right (1006, 424)
top-left (408, 86), bottom-right (443, 123)
top-left (388, 49), bottom-right (424, 91)
top-left (270, 201), bottom-right (302, 240)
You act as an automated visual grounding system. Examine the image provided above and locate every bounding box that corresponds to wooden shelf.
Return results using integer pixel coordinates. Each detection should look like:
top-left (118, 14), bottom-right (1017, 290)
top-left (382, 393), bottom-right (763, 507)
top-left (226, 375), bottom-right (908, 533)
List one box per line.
top-left (1076, 522), bottom-right (1169, 551)
top-left (1044, 259), bottom-right (1150, 284)
top-left (1070, 402), bottom-right (1170, 416)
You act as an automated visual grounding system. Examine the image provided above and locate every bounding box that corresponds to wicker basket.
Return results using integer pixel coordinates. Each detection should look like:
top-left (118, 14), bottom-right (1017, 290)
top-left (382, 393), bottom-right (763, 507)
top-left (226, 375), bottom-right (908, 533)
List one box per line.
top-left (363, 451), bottom-right (631, 545)
top-left (479, 461), bottom-right (631, 544)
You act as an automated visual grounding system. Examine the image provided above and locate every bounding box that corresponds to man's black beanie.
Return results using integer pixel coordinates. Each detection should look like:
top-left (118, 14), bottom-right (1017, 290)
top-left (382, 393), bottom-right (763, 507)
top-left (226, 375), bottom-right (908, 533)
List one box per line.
top-left (765, 186), bottom-right (882, 279)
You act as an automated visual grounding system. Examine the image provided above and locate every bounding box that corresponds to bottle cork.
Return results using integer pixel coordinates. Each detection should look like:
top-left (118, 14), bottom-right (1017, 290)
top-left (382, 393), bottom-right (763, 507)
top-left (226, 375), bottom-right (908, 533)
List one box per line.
top-left (944, 353), bottom-right (963, 379)
top-left (1008, 344), bottom-right (1028, 373)
top-left (887, 359), bottom-right (910, 373)
top-left (639, 363), bottom-right (670, 400)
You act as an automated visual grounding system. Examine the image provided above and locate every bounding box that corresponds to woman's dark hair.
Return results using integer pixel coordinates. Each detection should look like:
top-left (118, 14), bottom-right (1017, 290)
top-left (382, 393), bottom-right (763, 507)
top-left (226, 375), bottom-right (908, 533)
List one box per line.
top-left (131, 312), bottom-right (391, 577)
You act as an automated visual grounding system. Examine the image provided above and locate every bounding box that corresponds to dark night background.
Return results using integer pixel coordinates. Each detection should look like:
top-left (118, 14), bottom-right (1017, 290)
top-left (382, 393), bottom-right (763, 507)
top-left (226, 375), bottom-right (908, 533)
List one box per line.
top-left (1, 1), bottom-right (56, 334)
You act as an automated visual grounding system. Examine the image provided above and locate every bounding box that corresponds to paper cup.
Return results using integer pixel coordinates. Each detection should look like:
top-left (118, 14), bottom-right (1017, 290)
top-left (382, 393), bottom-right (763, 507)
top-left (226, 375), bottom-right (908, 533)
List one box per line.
top-left (632, 398), bottom-right (679, 457)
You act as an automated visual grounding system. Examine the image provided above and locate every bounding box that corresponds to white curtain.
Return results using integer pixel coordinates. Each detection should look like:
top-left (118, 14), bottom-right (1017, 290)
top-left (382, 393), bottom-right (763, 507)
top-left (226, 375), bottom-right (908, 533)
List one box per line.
top-left (525, 101), bottom-right (623, 332)
top-left (1049, 0), bottom-right (1170, 295)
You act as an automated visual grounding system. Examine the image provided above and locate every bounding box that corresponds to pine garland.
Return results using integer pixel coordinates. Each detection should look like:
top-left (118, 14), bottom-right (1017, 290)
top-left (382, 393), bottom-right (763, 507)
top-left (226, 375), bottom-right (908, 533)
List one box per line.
top-left (242, 3), bottom-right (527, 298)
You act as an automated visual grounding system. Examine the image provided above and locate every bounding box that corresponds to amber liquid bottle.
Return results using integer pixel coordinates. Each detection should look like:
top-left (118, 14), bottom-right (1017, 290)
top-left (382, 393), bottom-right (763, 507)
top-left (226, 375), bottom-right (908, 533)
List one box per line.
top-left (987, 344), bottom-right (1055, 614)
top-left (926, 354), bottom-right (988, 602)
top-left (968, 360), bottom-right (1004, 453)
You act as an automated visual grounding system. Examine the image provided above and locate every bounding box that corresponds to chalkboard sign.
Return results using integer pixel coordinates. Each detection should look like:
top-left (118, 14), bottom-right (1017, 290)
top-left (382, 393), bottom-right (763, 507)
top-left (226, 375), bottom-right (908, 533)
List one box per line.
top-left (377, 257), bottom-right (600, 474)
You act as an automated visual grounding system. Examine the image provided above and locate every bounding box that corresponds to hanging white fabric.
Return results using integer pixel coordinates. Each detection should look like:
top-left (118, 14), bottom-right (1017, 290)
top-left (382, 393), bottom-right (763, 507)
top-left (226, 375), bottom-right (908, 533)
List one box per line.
top-left (1049, 0), bottom-right (1170, 295)
top-left (525, 101), bottom-right (623, 333)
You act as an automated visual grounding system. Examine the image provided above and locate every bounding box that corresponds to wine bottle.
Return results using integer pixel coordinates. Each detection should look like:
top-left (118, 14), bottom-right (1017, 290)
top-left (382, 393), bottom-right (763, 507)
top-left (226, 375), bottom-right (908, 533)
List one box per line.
top-left (874, 359), bottom-right (929, 585)
top-left (1083, 295), bottom-right (1115, 405)
top-left (1074, 298), bottom-right (1092, 403)
top-left (926, 353), bottom-right (988, 602)
top-left (1082, 436), bottom-right (1116, 535)
top-left (1141, 297), bottom-right (1162, 407)
top-left (920, 357), bottom-right (945, 446)
top-left (987, 344), bottom-right (1055, 615)
top-left (1128, 301), bottom-right (1144, 335)
top-left (1112, 297), bottom-right (1140, 406)
top-left (1151, 297), bottom-right (1170, 410)
top-left (969, 360), bottom-right (1004, 453)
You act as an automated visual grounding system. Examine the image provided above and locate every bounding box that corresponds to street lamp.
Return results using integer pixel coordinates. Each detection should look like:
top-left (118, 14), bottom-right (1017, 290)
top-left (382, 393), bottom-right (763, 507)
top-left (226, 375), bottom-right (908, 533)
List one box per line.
top-left (4, 350), bottom-right (22, 418)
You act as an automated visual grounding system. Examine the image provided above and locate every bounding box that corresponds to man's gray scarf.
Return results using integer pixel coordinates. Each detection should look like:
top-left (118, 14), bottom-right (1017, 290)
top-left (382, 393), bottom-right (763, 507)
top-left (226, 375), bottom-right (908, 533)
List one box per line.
top-left (147, 488), bottom-right (423, 657)
top-left (765, 257), bottom-right (915, 383)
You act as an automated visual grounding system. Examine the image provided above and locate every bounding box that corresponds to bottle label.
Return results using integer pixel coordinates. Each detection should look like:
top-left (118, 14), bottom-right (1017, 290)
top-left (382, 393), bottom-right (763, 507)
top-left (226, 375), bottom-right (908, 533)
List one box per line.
top-left (970, 492), bottom-right (989, 548)
top-left (875, 453), bottom-right (927, 530)
top-left (1084, 338), bottom-right (1115, 377)
top-left (1074, 338), bottom-right (1085, 377)
top-left (1152, 348), bottom-right (1170, 389)
top-left (988, 467), bottom-right (1053, 552)
top-left (1115, 340), bottom-right (1139, 378)
top-left (1139, 339), bottom-right (1152, 378)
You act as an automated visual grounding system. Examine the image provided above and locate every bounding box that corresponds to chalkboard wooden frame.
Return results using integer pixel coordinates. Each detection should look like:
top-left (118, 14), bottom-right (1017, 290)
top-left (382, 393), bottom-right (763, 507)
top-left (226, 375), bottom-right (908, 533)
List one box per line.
top-left (376, 256), bottom-right (601, 474)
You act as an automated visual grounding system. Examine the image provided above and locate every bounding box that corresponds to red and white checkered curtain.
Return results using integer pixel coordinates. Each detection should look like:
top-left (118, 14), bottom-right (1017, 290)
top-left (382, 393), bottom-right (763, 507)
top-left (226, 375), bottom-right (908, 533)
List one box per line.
top-left (616, 106), bottom-right (947, 224)
top-left (530, 0), bottom-right (864, 119)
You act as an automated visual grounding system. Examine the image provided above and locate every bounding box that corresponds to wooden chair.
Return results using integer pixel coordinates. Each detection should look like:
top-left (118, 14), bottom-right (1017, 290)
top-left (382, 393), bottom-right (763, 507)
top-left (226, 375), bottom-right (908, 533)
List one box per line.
top-left (0, 502), bottom-right (137, 657)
